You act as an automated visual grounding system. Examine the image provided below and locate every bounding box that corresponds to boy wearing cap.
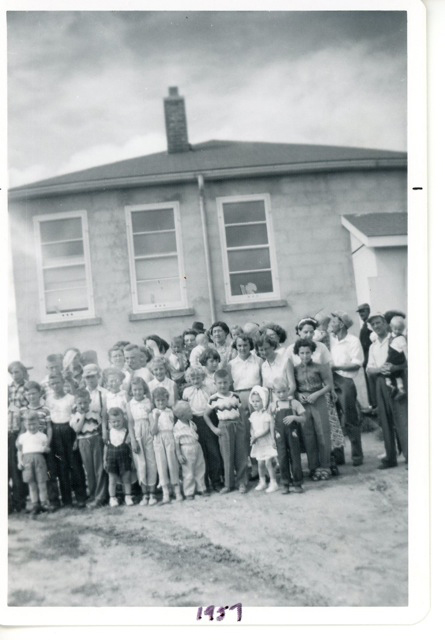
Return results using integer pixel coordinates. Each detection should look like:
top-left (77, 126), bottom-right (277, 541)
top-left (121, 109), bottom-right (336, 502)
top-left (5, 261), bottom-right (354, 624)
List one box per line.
top-left (329, 311), bottom-right (365, 466)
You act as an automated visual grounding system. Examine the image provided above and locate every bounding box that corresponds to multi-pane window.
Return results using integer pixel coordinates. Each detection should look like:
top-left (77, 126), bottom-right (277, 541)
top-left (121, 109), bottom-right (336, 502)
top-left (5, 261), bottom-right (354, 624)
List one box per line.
top-left (34, 211), bottom-right (95, 322)
top-left (125, 202), bottom-right (187, 311)
top-left (216, 195), bottom-right (280, 303)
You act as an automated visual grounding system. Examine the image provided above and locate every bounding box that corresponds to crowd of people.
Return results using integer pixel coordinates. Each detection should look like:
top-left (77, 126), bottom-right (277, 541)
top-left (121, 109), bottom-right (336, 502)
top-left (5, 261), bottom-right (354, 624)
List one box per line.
top-left (7, 307), bottom-right (408, 516)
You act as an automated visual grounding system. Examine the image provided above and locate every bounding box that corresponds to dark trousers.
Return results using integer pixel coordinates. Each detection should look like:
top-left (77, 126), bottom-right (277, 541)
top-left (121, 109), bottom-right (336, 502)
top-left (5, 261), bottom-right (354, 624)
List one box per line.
top-left (218, 420), bottom-right (248, 490)
top-left (274, 422), bottom-right (303, 487)
top-left (78, 434), bottom-right (108, 504)
top-left (194, 415), bottom-right (224, 489)
top-left (51, 422), bottom-right (87, 506)
top-left (301, 396), bottom-right (331, 470)
top-left (44, 449), bottom-right (61, 505)
top-left (374, 375), bottom-right (408, 465)
top-left (8, 431), bottom-right (28, 511)
top-left (333, 374), bottom-right (363, 464)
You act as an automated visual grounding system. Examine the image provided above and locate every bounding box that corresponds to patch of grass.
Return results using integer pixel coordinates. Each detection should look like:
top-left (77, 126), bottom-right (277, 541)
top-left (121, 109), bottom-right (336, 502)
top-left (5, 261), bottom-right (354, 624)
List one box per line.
top-left (9, 589), bottom-right (45, 606)
top-left (42, 529), bottom-right (86, 558)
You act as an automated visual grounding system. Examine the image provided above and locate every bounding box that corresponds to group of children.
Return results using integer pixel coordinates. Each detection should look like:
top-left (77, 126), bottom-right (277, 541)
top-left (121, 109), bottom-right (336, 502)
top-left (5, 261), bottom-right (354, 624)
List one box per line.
top-left (7, 317), bottom-right (402, 515)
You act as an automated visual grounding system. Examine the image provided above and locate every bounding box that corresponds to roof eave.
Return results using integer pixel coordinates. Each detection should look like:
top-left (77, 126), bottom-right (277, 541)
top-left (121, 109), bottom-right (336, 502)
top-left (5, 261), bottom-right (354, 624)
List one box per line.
top-left (8, 157), bottom-right (407, 201)
top-left (341, 216), bottom-right (407, 247)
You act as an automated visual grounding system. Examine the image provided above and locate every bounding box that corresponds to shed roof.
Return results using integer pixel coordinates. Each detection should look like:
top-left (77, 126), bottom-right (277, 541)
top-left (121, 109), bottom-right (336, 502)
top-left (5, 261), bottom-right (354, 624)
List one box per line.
top-left (9, 140), bottom-right (407, 198)
top-left (342, 212), bottom-right (407, 237)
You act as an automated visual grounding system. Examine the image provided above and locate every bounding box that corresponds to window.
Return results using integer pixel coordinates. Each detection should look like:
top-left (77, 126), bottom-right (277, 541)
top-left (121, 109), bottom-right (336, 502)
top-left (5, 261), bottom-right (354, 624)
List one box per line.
top-left (125, 202), bottom-right (187, 312)
top-left (34, 211), bottom-right (95, 323)
top-left (216, 194), bottom-right (280, 303)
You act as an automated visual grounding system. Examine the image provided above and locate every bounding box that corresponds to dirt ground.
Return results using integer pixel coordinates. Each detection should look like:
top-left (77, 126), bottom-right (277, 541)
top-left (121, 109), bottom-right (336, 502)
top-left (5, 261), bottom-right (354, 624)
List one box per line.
top-left (7, 430), bottom-right (407, 608)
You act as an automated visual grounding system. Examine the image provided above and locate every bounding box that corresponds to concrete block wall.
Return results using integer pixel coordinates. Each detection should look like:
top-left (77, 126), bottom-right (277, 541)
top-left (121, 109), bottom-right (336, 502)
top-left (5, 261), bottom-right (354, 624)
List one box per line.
top-left (9, 167), bottom-right (407, 378)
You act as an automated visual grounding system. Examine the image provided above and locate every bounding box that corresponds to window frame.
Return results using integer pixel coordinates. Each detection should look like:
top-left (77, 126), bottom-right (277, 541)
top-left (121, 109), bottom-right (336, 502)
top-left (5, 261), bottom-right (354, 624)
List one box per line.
top-left (33, 210), bottom-right (96, 324)
top-left (125, 201), bottom-right (188, 313)
top-left (216, 193), bottom-right (281, 304)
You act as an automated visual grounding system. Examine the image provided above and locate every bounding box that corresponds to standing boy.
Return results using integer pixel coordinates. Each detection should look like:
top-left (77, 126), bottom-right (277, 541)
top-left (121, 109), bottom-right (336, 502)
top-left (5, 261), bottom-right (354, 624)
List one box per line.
top-left (203, 369), bottom-right (248, 494)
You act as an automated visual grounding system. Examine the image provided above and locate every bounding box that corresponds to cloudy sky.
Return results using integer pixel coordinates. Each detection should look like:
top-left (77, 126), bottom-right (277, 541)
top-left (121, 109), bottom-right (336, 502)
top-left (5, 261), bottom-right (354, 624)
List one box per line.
top-left (8, 11), bottom-right (407, 187)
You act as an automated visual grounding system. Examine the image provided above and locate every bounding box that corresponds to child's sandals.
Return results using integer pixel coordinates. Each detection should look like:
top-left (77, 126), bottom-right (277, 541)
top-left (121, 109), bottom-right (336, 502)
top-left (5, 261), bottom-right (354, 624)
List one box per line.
top-left (312, 468), bottom-right (331, 481)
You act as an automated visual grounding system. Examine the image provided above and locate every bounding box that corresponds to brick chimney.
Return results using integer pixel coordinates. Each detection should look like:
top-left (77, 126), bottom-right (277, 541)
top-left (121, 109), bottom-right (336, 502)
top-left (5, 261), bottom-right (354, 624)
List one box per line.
top-left (164, 87), bottom-right (190, 154)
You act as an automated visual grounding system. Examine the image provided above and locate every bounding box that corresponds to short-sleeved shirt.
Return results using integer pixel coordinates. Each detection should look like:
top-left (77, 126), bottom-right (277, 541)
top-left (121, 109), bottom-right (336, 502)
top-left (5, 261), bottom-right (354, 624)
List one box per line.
top-left (17, 430), bottom-right (48, 455)
top-left (207, 392), bottom-right (241, 421)
top-left (182, 386), bottom-right (211, 416)
top-left (20, 404), bottom-right (51, 435)
top-left (45, 393), bottom-right (75, 424)
top-left (173, 419), bottom-right (199, 446)
top-left (330, 333), bottom-right (364, 379)
top-left (148, 378), bottom-right (177, 407)
top-left (150, 408), bottom-right (175, 432)
top-left (70, 410), bottom-right (101, 437)
top-left (294, 361), bottom-right (326, 394)
top-left (105, 390), bottom-right (128, 413)
top-left (229, 354), bottom-right (262, 391)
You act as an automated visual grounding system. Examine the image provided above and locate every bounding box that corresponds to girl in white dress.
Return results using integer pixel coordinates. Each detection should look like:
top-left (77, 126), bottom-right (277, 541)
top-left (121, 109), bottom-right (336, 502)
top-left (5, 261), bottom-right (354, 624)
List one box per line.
top-left (127, 377), bottom-right (158, 506)
top-left (248, 385), bottom-right (279, 493)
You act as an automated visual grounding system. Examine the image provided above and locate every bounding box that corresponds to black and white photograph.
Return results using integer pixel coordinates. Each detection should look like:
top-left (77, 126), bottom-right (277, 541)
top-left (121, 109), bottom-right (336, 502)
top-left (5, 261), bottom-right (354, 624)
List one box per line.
top-left (3, 1), bottom-right (429, 624)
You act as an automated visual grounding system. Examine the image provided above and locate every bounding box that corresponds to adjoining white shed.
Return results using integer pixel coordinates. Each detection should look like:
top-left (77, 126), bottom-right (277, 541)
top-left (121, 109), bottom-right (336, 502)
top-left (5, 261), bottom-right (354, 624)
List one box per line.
top-left (341, 212), bottom-right (407, 314)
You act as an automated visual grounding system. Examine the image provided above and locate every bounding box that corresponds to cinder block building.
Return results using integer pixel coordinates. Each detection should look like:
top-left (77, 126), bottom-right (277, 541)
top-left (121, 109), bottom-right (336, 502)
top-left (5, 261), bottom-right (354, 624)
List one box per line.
top-left (9, 87), bottom-right (407, 377)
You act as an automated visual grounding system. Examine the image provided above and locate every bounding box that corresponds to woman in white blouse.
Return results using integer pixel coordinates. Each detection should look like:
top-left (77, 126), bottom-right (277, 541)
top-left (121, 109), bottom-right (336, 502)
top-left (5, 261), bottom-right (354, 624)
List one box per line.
top-left (257, 335), bottom-right (296, 406)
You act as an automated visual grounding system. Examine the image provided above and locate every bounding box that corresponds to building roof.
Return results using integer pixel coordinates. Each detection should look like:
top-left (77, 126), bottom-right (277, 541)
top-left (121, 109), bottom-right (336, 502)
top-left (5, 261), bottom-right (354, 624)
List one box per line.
top-left (341, 212), bottom-right (407, 247)
top-left (9, 139), bottom-right (407, 200)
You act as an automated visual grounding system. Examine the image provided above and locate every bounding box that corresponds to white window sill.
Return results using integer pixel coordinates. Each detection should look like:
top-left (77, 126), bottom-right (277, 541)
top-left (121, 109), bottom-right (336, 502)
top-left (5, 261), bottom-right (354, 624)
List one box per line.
top-left (129, 308), bottom-right (195, 321)
top-left (37, 317), bottom-right (102, 331)
top-left (222, 299), bottom-right (288, 312)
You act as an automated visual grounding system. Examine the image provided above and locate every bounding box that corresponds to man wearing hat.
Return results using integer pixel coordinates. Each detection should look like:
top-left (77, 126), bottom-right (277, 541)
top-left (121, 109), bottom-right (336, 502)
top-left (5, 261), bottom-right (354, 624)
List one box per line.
top-left (356, 303), bottom-right (375, 409)
top-left (366, 313), bottom-right (408, 469)
top-left (192, 321), bottom-right (206, 335)
top-left (329, 311), bottom-right (365, 466)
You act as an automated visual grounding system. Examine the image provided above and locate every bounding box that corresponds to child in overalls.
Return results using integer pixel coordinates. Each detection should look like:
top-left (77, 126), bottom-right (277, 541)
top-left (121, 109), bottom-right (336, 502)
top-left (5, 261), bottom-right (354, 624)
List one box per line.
top-left (103, 407), bottom-right (134, 507)
top-left (270, 377), bottom-right (306, 494)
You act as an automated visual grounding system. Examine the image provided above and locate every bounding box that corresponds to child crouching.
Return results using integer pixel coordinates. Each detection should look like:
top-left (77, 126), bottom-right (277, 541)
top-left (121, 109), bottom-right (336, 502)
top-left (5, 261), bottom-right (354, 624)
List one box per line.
top-left (172, 401), bottom-right (209, 500)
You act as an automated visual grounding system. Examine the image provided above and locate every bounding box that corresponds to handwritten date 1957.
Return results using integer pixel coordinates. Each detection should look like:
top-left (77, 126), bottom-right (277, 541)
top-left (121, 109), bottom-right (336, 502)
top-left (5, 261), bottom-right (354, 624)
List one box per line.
top-left (196, 603), bottom-right (242, 622)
